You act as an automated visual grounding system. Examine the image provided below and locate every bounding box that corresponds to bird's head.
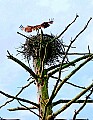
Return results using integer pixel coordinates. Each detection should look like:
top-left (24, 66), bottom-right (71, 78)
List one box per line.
top-left (19, 25), bottom-right (24, 30)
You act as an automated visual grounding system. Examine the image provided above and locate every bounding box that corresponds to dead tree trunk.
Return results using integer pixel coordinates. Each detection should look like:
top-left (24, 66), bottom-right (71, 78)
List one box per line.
top-left (0, 15), bottom-right (93, 120)
top-left (33, 31), bottom-right (53, 120)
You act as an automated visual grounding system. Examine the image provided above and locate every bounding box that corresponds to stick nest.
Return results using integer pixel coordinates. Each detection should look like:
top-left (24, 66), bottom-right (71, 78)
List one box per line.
top-left (18, 34), bottom-right (65, 65)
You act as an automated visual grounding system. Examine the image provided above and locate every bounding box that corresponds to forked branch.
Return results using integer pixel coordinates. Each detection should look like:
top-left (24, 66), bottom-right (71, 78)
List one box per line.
top-left (56, 14), bottom-right (79, 39)
top-left (48, 54), bottom-right (93, 77)
top-left (0, 90), bottom-right (39, 108)
top-left (73, 88), bottom-right (93, 119)
top-left (0, 80), bottom-right (35, 109)
top-left (51, 76), bottom-right (86, 90)
top-left (18, 101), bottom-right (41, 118)
top-left (7, 50), bottom-right (37, 80)
top-left (49, 14), bottom-right (79, 44)
top-left (52, 55), bottom-right (93, 101)
top-left (53, 83), bottom-right (93, 118)
top-left (43, 55), bottom-right (93, 120)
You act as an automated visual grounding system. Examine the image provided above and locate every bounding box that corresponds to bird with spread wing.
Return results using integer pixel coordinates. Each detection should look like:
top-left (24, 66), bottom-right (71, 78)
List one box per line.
top-left (19, 19), bottom-right (54, 32)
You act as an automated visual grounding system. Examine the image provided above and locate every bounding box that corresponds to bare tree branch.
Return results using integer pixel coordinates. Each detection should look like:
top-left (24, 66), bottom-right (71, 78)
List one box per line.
top-left (0, 16), bottom-right (92, 120)
top-left (0, 80), bottom-right (35, 109)
top-left (0, 90), bottom-right (39, 108)
top-left (48, 16), bottom-right (92, 77)
top-left (48, 15), bottom-right (80, 96)
top-left (71, 17), bottom-right (92, 43)
top-left (42, 16), bottom-right (79, 100)
top-left (17, 100), bottom-right (41, 118)
top-left (17, 80), bottom-right (35, 96)
top-left (17, 32), bottom-right (32, 40)
top-left (48, 54), bottom-right (93, 77)
top-left (42, 55), bottom-right (93, 120)
top-left (49, 17), bottom-right (92, 97)
top-left (52, 99), bottom-right (93, 107)
top-left (47, 62), bottom-right (75, 72)
top-left (53, 83), bottom-right (93, 118)
top-left (8, 106), bottom-right (38, 111)
top-left (39, 29), bottom-right (45, 77)
top-left (60, 52), bottom-right (92, 55)
top-left (52, 55), bottom-right (93, 102)
top-left (51, 75), bottom-right (86, 90)
top-left (51, 14), bottom-right (79, 41)
top-left (47, 54), bottom-right (93, 107)
top-left (47, 52), bottom-right (93, 72)
top-left (73, 89), bottom-right (93, 119)
top-left (7, 51), bottom-right (37, 80)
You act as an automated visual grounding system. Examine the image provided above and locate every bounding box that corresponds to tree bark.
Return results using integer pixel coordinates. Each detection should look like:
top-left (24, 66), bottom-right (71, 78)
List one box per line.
top-left (34, 58), bottom-right (53, 120)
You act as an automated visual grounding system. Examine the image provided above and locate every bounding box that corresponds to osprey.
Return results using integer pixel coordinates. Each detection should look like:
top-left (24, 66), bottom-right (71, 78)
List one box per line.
top-left (19, 19), bottom-right (54, 33)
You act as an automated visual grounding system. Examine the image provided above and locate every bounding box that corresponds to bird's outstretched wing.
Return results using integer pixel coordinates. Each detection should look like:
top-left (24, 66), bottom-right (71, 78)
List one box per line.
top-left (19, 19), bottom-right (54, 33)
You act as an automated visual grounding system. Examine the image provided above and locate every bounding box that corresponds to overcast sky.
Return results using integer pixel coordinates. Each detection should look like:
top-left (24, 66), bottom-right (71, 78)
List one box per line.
top-left (0, 0), bottom-right (93, 120)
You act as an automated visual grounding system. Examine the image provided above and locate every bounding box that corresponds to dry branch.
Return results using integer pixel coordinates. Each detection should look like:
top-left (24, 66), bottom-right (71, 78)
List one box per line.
top-left (42, 54), bottom-right (93, 120)
top-left (18, 100), bottom-right (41, 118)
top-left (0, 80), bottom-right (35, 109)
top-left (7, 51), bottom-right (37, 80)
top-left (56, 17), bottom-right (92, 84)
top-left (73, 89), bottom-right (93, 119)
top-left (53, 55), bottom-right (93, 101)
top-left (0, 15), bottom-right (92, 120)
top-left (17, 32), bottom-right (32, 40)
top-left (51, 75), bottom-right (86, 90)
top-left (48, 54), bottom-right (93, 105)
top-left (48, 54), bottom-right (93, 77)
top-left (47, 15), bottom-right (80, 91)
top-left (8, 106), bottom-right (37, 111)
top-left (53, 83), bottom-right (93, 117)
top-left (17, 80), bottom-right (35, 96)
top-left (42, 54), bottom-right (93, 119)
top-left (52, 99), bottom-right (93, 107)
top-left (0, 90), bottom-right (39, 108)
top-left (50, 14), bottom-right (79, 42)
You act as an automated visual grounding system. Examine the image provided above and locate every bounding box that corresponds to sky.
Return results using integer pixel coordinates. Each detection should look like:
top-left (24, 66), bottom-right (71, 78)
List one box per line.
top-left (0, 0), bottom-right (93, 120)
